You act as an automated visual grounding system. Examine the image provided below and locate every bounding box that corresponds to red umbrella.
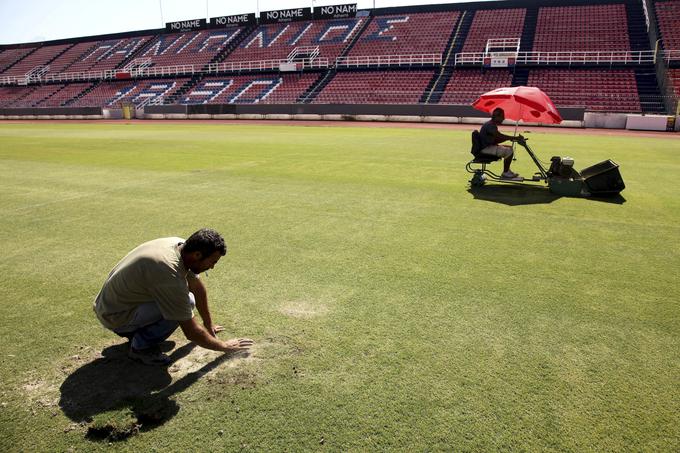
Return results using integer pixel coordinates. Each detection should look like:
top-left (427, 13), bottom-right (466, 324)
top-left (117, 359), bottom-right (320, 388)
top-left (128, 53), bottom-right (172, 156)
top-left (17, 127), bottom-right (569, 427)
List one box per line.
top-left (472, 86), bottom-right (562, 124)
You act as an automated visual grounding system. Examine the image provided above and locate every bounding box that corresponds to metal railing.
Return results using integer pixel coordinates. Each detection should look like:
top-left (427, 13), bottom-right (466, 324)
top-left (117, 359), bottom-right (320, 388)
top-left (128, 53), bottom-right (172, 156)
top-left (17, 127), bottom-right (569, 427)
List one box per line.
top-left (455, 50), bottom-right (657, 66)
top-left (287, 46), bottom-right (320, 62)
top-left (207, 58), bottom-right (329, 73)
top-left (662, 50), bottom-right (680, 62)
top-left (335, 53), bottom-right (442, 68)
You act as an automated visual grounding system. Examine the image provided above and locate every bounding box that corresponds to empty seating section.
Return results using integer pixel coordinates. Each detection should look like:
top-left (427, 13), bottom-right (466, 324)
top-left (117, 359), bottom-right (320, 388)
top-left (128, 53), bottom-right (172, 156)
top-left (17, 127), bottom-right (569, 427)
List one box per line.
top-left (38, 83), bottom-right (93, 107)
top-left (528, 69), bottom-right (640, 112)
top-left (314, 70), bottom-right (433, 104)
top-left (6, 84), bottom-right (64, 107)
top-left (2, 44), bottom-right (72, 77)
top-left (71, 78), bottom-right (189, 107)
top-left (669, 69), bottom-right (680, 95)
top-left (533, 5), bottom-right (630, 52)
top-left (181, 74), bottom-right (318, 104)
top-left (461, 9), bottom-right (526, 53)
top-left (137, 29), bottom-right (242, 69)
top-left (0, 47), bottom-right (36, 73)
top-left (439, 69), bottom-right (513, 105)
top-left (46, 42), bottom-right (105, 74)
top-left (348, 12), bottom-right (459, 57)
top-left (226, 18), bottom-right (364, 63)
top-left (0, 85), bottom-right (37, 106)
top-left (63, 36), bottom-right (154, 74)
top-left (655, 1), bottom-right (680, 50)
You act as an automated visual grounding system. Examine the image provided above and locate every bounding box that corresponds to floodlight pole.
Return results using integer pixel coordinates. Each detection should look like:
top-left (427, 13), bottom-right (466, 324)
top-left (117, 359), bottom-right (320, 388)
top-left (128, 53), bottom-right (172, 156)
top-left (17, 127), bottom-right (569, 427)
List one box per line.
top-left (159, 0), bottom-right (164, 26)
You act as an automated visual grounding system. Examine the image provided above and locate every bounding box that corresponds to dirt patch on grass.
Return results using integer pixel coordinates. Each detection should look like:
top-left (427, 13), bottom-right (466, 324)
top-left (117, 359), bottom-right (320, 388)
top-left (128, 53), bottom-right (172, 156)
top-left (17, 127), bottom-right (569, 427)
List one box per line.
top-left (51, 338), bottom-right (255, 441)
top-left (279, 300), bottom-right (329, 319)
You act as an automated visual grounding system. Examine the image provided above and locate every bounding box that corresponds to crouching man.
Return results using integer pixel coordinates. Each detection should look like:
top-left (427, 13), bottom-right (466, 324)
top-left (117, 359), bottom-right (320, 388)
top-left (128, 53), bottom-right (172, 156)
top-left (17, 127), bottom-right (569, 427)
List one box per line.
top-left (93, 228), bottom-right (253, 365)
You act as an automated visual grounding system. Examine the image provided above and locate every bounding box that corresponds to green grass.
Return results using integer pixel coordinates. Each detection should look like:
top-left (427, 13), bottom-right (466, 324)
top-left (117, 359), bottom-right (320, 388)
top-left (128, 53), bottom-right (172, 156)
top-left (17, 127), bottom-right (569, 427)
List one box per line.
top-left (0, 122), bottom-right (678, 451)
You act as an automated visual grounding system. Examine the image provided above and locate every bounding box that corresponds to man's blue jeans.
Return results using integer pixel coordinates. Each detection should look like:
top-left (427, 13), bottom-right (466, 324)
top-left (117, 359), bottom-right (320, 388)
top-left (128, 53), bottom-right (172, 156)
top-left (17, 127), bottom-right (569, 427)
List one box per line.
top-left (113, 293), bottom-right (195, 350)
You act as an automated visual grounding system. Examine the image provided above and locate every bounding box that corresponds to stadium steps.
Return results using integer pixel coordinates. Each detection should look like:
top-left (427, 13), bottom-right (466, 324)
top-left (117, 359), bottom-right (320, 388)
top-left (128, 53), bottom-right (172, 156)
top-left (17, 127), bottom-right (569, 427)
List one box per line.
top-left (626, 1), bottom-right (652, 52)
top-left (635, 68), bottom-right (666, 113)
top-left (519, 6), bottom-right (538, 53)
top-left (63, 81), bottom-right (99, 106)
top-left (421, 9), bottom-right (471, 104)
top-left (171, 74), bottom-right (204, 103)
top-left (208, 25), bottom-right (259, 67)
top-left (511, 68), bottom-right (529, 87)
top-left (297, 69), bottom-right (337, 104)
top-left (336, 16), bottom-right (373, 59)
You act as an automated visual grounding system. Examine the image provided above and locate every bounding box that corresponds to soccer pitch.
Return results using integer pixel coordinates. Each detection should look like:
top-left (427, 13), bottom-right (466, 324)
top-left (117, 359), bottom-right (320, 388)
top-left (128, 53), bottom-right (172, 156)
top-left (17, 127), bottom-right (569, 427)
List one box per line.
top-left (0, 122), bottom-right (678, 451)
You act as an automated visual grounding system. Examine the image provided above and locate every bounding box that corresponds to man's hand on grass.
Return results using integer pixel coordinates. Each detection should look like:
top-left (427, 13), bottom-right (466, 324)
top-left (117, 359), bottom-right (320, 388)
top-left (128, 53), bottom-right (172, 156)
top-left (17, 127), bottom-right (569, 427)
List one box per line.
top-left (223, 338), bottom-right (254, 352)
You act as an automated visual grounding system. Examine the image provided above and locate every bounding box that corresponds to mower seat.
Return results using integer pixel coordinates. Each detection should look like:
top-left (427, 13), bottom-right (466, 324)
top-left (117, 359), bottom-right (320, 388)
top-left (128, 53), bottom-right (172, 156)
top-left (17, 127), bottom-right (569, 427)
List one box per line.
top-left (469, 131), bottom-right (501, 164)
top-left (471, 154), bottom-right (500, 164)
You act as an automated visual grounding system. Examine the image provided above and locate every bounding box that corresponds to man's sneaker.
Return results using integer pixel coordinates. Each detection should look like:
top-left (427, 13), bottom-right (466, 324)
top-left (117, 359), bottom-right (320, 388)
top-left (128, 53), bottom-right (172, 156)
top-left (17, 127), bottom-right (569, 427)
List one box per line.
top-left (501, 171), bottom-right (522, 180)
top-left (128, 345), bottom-right (171, 366)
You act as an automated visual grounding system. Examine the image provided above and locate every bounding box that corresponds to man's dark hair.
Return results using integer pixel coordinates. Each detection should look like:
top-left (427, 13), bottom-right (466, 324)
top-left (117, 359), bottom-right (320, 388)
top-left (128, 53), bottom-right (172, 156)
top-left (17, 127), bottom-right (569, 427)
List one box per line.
top-left (184, 228), bottom-right (227, 257)
top-left (492, 107), bottom-right (504, 117)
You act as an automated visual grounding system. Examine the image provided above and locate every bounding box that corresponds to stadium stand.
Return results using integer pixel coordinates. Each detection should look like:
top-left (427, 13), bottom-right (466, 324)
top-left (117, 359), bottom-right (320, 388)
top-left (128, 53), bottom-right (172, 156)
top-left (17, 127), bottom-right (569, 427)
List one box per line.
top-left (0, 0), bottom-right (674, 115)
top-left (533, 4), bottom-right (631, 52)
top-left (0, 47), bottom-right (37, 73)
top-left (347, 12), bottom-right (459, 57)
top-left (62, 36), bottom-right (154, 73)
top-left (225, 18), bottom-right (365, 63)
top-left (1, 44), bottom-right (72, 77)
top-left (527, 68), bottom-right (641, 112)
top-left (439, 69), bottom-right (514, 105)
top-left (69, 78), bottom-right (190, 107)
top-left (669, 69), bottom-right (680, 95)
top-left (461, 9), bottom-right (526, 53)
top-left (313, 70), bottom-right (434, 104)
top-left (180, 73), bottom-right (318, 104)
top-left (0, 85), bottom-right (37, 105)
top-left (6, 84), bottom-right (64, 107)
top-left (654, 0), bottom-right (680, 51)
top-left (38, 83), bottom-right (94, 107)
top-left (136, 29), bottom-right (243, 69)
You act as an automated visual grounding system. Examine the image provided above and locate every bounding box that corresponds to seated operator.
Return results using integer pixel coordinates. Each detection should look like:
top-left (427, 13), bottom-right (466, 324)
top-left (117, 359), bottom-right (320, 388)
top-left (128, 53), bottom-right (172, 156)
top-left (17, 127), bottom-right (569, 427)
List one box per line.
top-left (479, 107), bottom-right (526, 179)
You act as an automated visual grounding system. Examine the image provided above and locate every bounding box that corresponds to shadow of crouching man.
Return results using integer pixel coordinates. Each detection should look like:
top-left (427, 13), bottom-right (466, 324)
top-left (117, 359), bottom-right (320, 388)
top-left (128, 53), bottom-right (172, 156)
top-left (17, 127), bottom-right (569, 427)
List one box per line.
top-left (59, 341), bottom-right (239, 441)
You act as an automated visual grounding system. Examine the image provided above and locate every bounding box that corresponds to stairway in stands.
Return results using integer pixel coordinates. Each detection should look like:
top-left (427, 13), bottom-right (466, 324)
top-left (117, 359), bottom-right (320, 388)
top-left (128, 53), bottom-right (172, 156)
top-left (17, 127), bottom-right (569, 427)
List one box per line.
top-left (171, 75), bottom-right (204, 103)
top-left (208, 25), bottom-right (259, 67)
top-left (298, 70), bottom-right (337, 104)
top-left (511, 68), bottom-right (529, 87)
top-left (519, 6), bottom-right (538, 53)
top-left (63, 82), bottom-right (99, 106)
top-left (635, 68), bottom-right (666, 113)
top-left (422, 9), bottom-right (473, 104)
top-left (626, 1), bottom-right (652, 52)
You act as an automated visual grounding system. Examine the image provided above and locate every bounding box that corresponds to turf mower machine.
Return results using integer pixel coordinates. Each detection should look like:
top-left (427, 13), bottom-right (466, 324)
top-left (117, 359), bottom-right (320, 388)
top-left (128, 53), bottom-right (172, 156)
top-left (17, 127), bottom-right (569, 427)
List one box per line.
top-left (466, 131), bottom-right (626, 197)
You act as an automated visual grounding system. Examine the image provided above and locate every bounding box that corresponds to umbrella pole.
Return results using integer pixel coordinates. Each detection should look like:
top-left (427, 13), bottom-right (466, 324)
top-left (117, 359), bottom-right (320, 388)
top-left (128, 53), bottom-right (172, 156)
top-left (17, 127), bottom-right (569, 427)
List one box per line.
top-left (512, 119), bottom-right (519, 161)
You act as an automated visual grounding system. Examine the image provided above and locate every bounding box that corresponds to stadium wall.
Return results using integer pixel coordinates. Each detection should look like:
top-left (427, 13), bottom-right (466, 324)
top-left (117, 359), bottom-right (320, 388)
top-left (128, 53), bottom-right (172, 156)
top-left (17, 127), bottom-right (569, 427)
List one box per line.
top-left (142, 103), bottom-right (586, 127)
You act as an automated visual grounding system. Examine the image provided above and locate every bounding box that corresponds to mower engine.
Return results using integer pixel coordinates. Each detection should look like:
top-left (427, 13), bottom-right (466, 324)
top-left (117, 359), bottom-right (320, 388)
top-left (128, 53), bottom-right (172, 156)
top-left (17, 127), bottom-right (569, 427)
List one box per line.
top-left (547, 156), bottom-right (625, 197)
